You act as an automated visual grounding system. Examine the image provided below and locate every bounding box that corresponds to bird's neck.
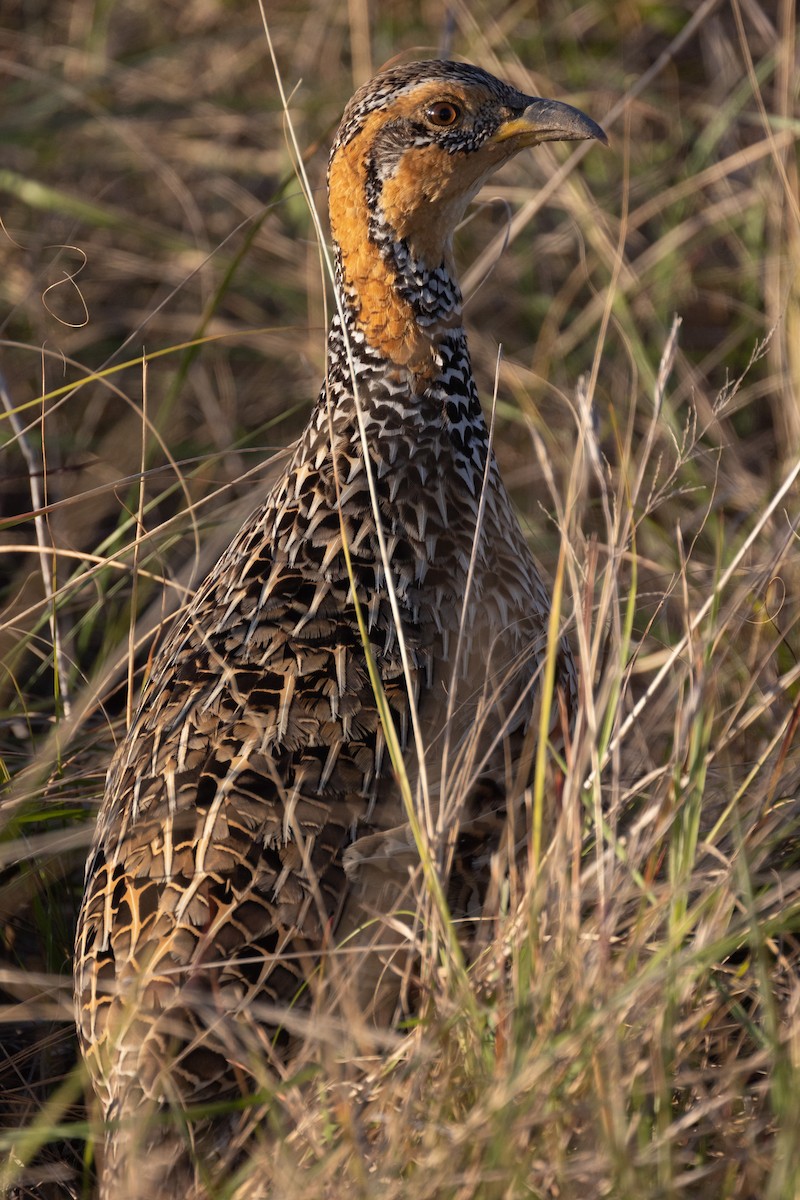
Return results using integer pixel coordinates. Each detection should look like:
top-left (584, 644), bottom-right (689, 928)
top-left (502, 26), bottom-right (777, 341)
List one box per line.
top-left (331, 238), bottom-right (464, 381)
top-left (321, 147), bottom-right (491, 496)
top-left (328, 136), bottom-right (466, 372)
top-left (318, 284), bottom-right (489, 500)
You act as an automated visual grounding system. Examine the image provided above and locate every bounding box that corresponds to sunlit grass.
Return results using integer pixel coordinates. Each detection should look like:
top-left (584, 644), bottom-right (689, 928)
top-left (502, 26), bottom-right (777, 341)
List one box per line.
top-left (1, 0), bottom-right (799, 1196)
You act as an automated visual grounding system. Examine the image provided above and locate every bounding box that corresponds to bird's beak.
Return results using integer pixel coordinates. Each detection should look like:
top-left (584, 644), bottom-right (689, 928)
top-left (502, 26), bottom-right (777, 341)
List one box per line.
top-left (492, 98), bottom-right (608, 148)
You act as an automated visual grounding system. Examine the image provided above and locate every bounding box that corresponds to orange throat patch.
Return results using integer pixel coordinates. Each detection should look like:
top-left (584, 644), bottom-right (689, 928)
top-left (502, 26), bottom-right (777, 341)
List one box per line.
top-left (328, 113), bottom-right (465, 372)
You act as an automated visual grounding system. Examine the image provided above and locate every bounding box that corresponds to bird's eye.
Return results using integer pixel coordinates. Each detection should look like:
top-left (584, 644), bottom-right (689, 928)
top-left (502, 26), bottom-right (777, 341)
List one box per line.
top-left (425, 101), bottom-right (461, 127)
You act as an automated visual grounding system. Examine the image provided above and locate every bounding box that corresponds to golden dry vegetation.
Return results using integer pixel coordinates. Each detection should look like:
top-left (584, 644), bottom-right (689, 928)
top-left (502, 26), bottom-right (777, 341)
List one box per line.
top-left (1, 1), bottom-right (799, 1196)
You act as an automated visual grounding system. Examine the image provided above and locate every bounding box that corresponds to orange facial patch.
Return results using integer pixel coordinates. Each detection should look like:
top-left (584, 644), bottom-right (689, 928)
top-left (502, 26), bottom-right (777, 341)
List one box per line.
top-left (329, 110), bottom-right (423, 366)
top-left (379, 141), bottom-right (504, 266)
top-left (378, 143), bottom-right (461, 267)
top-left (328, 82), bottom-right (504, 368)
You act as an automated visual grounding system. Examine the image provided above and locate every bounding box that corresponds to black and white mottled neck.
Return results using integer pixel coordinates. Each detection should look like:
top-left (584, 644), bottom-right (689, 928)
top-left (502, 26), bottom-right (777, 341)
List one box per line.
top-left (318, 272), bottom-right (489, 499)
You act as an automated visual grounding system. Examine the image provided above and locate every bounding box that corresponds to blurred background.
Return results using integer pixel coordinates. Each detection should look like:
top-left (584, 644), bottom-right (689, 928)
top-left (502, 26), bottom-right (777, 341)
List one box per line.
top-left (1, 1), bottom-right (798, 1195)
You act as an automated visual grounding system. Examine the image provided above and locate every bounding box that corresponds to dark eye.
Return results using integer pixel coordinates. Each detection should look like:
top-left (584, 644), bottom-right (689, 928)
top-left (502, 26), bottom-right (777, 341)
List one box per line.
top-left (425, 101), bottom-right (461, 127)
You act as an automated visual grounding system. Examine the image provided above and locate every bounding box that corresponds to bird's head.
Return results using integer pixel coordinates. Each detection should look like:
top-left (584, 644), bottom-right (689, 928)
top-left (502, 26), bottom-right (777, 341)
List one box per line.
top-left (328, 60), bottom-right (606, 366)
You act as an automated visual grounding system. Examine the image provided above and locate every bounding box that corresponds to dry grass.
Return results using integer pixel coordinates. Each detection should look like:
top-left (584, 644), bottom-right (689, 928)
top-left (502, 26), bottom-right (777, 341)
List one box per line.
top-left (1, 0), bottom-right (799, 1196)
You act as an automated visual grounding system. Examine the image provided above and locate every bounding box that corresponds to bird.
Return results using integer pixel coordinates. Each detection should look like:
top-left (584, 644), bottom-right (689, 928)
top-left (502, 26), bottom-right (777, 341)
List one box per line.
top-left (74, 58), bottom-right (606, 1199)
